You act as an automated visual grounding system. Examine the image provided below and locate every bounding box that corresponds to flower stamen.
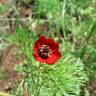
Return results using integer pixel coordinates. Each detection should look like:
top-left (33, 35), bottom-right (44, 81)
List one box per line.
top-left (39, 45), bottom-right (52, 58)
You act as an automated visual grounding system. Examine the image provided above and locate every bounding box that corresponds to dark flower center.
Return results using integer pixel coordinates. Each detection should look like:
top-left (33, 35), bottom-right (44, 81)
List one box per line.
top-left (39, 45), bottom-right (52, 58)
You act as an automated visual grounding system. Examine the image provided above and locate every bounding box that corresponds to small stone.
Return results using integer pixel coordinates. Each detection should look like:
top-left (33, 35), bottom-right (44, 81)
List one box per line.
top-left (4, 84), bottom-right (12, 91)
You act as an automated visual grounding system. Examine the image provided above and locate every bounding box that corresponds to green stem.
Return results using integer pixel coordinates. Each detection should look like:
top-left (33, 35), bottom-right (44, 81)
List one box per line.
top-left (62, 0), bottom-right (67, 40)
top-left (80, 19), bottom-right (95, 58)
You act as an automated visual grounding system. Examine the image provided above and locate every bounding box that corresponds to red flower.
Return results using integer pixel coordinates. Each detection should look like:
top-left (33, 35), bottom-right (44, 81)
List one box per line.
top-left (33, 36), bottom-right (61, 64)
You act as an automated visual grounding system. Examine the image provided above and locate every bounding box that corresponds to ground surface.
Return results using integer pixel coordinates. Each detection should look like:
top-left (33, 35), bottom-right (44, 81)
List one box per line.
top-left (0, 44), bottom-right (23, 93)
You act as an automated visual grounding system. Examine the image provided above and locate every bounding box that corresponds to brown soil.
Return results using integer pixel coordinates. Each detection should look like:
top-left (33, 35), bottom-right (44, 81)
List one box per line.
top-left (0, 44), bottom-right (24, 92)
top-left (87, 79), bottom-right (96, 96)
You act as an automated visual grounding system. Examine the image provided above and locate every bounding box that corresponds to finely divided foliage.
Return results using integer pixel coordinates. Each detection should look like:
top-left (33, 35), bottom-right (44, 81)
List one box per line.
top-left (9, 26), bottom-right (87, 96)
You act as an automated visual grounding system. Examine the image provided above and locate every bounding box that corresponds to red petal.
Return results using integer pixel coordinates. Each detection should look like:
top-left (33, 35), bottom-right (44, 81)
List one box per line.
top-left (33, 36), bottom-right (47, 58)
top-left (33, 47), bottom-right (39, 58)
top-left (35, 57), bottom-right (47, 63)
top-left (47, 38), bottom-right (59, 50)
top-left (35, 36), bottom-right (47, 48)
top-left (47, 51), bottom-right (61, 64)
